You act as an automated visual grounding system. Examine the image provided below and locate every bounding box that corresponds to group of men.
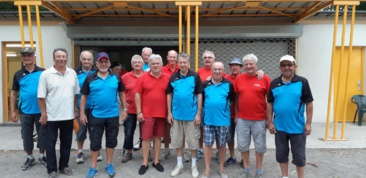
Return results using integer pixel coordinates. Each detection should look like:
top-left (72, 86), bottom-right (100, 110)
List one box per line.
top-left (11, 46), bottom-right (313, 178)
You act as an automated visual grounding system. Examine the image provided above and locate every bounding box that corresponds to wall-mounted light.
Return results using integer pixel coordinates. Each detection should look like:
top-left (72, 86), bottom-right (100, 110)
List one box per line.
top-left (6, 54), bottom-right (17, 57)
top-left (6, 44), bottom-right (32, 48)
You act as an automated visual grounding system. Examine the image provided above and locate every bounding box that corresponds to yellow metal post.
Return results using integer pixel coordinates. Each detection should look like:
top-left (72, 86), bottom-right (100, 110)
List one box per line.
top-left (18, 5), bottom-right (25, 47)
top-left (195, 5), bottom-right (199, 71)
top-left (35, 5), bottom-right (44, 68)
top-left (325, 5), bottom-right (339, 140)
top-left (179, 5), bottom-right (182, 53)
top-left (186, 6), bottom-right (191, 55)
top-left (340, 5), bottom-right (356, 139)
top-left (333, 5), bottom-right (348, 139)
top-left (26, 5), bottom-right (34, 48)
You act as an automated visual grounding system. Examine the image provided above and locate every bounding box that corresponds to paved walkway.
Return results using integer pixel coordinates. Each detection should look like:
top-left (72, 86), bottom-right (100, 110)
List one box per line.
top-left (0, 122), bottom-right (365, 177)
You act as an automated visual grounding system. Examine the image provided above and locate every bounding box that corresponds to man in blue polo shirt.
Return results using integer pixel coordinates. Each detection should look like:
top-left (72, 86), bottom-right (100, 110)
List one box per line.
top-left (202, 62), bottom-right (235, 178)
top-left (267, 55), bottom-right (313, 178)
top-left (74, 51), bottom-right (103, 164)
top-left (10, 47), bottom-right (47, 171)
top-left (167, 52), bottom-right (203, 178)
top-left (80, 52), bottom-right (128, 178)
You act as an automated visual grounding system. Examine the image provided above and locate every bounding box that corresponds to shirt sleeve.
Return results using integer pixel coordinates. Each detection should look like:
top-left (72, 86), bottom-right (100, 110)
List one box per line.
top-left (37, 72), bottom-right (47, 98)
top-left (73, 72), bottom-right (80, 95)
top-left (267, 81), bottom-right (275, 103)
top-left (301, 78), bottom-right (314, 103)
top-left (80, 75), bottom-right (91, 95)
top-left (11, 73), bottom-right (20, 91)
top-left (166, 75), bottom-right (174, 94)
top-left (134, 76), bottom-right (143, 94)
top-left (194, 73), bottom-right (204, 94)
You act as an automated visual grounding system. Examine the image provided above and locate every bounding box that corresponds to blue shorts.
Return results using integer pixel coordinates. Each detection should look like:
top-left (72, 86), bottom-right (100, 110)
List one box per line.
top-left (203, 125), bottom-right (229, 147)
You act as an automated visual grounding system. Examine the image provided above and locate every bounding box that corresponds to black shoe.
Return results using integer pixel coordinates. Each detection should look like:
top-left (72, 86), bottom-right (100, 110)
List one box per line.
top-left (152, 162), bottom-right (164, 172)
top-left (39, 156), bottom-right (47, 167)
top-left (21, 158), bottom-right (35, 171)
top-left (138, 165), bottom-right (149, 175)
top-left (224, 157), bottom-right (236, 167)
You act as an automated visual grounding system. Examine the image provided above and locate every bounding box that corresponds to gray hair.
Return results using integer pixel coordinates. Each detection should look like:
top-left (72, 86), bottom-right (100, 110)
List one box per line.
top-left (131, 54), bottom-right (143, 65)
top-left (79, 50), bottom-right (93, 62)
top-left (242, 53), bottom-right (258, 64)
top-left (142, 47), bottom-right (152, 53)
top-left (148, 54), bottom-right (163, 65)
top-left (202, 50), bottom-right (215, 60)
top-left (53, 48), bottom-right (68, 58)
top-left (178, 52), bottom-right (190, 62)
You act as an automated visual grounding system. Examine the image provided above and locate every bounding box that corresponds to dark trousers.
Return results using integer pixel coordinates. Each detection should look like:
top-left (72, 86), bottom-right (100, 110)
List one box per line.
top-left (20, 114), bottom-right (46, 152)
top-left (123, 114), bottom-right (137, 150)
top-left (45, 120), bottom-right (73, 174)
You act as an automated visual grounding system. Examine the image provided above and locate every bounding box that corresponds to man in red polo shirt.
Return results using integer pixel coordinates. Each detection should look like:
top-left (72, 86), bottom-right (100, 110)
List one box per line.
top-left (135, 54), bottom-right (170, 175)
top-left (162, 50), bottom-right (179, 75)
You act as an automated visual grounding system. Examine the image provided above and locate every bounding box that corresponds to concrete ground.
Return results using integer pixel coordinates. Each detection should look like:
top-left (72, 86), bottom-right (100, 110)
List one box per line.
top-left (0, 122), bottom-right (365, 178)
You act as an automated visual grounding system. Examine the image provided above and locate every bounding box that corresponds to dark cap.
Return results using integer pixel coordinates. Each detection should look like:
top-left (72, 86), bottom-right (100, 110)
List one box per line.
top-left (97, 52), bottom-right (110, 61)
top-left (20, 47), bottom-right (35, 54)
top-left (228, 58), bottom-right (242, 66)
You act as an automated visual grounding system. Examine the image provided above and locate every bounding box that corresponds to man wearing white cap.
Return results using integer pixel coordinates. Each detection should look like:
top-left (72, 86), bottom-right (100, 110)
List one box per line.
top-left (267, 55), bottom-right (313, 178)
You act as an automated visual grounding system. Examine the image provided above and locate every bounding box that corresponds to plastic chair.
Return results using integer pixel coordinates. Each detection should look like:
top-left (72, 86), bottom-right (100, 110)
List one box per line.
top-left (351, 94), bottom-right (366, 126)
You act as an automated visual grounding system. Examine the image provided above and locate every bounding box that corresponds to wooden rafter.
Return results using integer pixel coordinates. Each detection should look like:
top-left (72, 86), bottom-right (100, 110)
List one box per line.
top-left (201, 5), bottom-right (246, 17)
top-left (74, 4), bottom-right (114, 19)
top-left (256, 5), bottom-right (294, 18)
top-left (295, 1), bottom-right (333, 22)
top-left (127, 5), bottom-right (176, 18)
top-left (41, 1), bottom-right (74, 23)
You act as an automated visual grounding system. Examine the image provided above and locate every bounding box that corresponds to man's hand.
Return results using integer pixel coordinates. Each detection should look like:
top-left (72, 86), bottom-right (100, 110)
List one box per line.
top-left (194, 114), bottom-right (201, 125)
top-left (257, 70), bottom-right (264, 80)
top-left (11, 111), bottom-right (18, 123)
top-left (80, 114), bottom-right (88, 126)
top-left (137, 113), bottom-right (145, 122)
top-left (305, 123), bottom-right (312, 135)
top-left (121, 111), bottom-right (128, 121)
top-left (39, 114), bottom-right (47, 125)
top-left (267, 122), bottom-right (277, 134)
top-left (167, 113), bottom-right (174, 125)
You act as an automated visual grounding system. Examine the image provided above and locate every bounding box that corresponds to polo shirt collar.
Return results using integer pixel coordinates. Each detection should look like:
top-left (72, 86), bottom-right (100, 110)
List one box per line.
top-left (50, 66), bottom-right (71, 74)
top-left (279, 74), bottom-right (299, 84)
top-left (21, 64), bottom-right (42, 73)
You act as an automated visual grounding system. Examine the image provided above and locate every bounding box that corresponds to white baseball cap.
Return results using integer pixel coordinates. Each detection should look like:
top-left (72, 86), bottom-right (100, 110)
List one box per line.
top-left (279, 55), bottom-right (296, 65)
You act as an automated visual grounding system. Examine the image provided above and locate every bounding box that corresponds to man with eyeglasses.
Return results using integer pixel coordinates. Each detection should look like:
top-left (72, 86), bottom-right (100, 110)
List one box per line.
top-left (80, 52), bottom-right (127, 178)
top-left (74, 51), bottom-right (103, 164)
top-left (236, 54), bottom-right (270, 178)
top-left (10, 47), bottom-right (47, 171)
top-left (267, 55), bottom-right (313, 178)
top-left (201, 61), bottom-right (235, 178)
top-left (38, 48), bottom-right (80, 178)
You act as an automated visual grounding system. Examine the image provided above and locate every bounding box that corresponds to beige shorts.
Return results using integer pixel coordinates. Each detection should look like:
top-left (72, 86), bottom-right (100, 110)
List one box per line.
top-left (170, 120), bottom-right (200, 150)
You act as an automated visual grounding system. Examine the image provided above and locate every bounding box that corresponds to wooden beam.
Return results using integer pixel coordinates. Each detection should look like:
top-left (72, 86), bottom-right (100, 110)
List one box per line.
top-left (257, 5), bottom-right (294, 18)
top-left (113, 1), bottom-right (128, 7)
top-left (295, 1), bottom-right (332, 22)
top-left (175, 2), bottom-right (202, 6)
top-left (74, 4), bottom-right (114, 19)
top-left (245, 1), bottom-right (261, 7)
top-left (202, 5), bottom-right (246, 17)
top-left (127, 5), bottom-right (176, 18)
top-left (333, 0), bottom-right (360, 5)
top-left (41, 2), bottom-right (74, 23)
top-left (14, 0), bottom-right (42, 6)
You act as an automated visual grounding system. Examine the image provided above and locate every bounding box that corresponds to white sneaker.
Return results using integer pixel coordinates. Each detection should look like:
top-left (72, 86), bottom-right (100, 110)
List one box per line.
top-left (97, 153), bottom-right (103, 162)
top-left (76, 152), bottom-right (84, 164)
top-left (171, 164), bottom-right (184, 177)
top-left (191, 166), bottom-right (199, 178)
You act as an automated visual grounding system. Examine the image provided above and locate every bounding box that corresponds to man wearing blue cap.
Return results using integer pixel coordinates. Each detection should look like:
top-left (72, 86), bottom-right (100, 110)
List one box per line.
top-left (80, 52), bottom-right (128, 178)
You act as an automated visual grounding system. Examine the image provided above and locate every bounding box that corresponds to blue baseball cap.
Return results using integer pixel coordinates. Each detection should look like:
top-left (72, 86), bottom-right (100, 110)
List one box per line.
top-left (97, 52), bottom-right (110, 61)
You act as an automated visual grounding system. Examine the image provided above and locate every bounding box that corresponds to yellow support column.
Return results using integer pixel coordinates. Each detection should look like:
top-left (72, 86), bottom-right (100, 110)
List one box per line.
top-left (35, 5), bottom-right (44, 68)
top-left (26, 5), bottom-right (34, 48)
top-left (186, 6), bottom-right (191, 55)
top-left (195, 5), bottom-right (199, 71)
top-left (325, 5), bottom-right (339, 140)
top-left (17, 5), bottom-right (25, 47)
top-left (179, 5), bottom-right (182, 53)
top-left (340, 5), bottom-right (356, 140)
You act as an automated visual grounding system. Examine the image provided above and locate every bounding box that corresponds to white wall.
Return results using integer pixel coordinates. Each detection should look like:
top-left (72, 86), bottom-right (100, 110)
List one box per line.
top-left (0, 22), bottom-right (72, 123)
top-left (298, 22), bottom-right (366, 123)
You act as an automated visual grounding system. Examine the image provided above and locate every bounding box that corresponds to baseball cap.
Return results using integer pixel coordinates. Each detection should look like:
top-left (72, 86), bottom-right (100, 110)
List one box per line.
top-left (97, 52), bottom-right (110, 61)
top-left (20, 47), bottom-right (35, 54)
top-left (228, 58), bottom-right (242, 66)
top-left (279, 55), bottom-right (296, 65)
